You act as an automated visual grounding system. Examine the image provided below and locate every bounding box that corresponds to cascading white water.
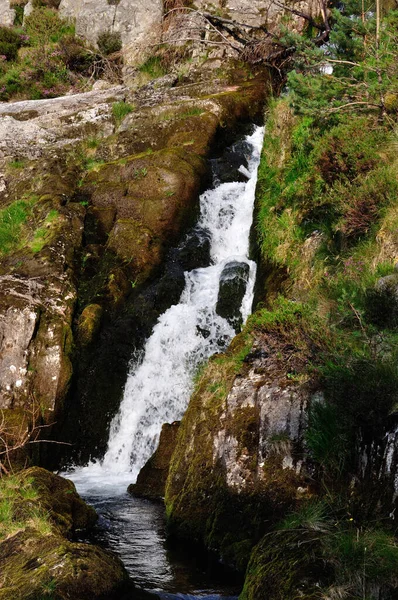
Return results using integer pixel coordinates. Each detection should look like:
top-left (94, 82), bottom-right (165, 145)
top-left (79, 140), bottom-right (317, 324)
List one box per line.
top-left (68, 125), bottom-right (264, 495)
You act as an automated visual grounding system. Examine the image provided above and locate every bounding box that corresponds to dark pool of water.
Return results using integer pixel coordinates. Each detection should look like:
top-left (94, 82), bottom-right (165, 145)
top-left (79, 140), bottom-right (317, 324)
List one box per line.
top-left (82, 493), bottom-right (241, 600)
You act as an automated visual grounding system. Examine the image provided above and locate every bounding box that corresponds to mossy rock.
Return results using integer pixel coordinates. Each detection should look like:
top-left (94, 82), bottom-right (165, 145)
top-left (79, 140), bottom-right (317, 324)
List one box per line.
top-left (77, 303), bottom-right (103, 347)
top-left (166, 112), bottom-right (219, 156)
top-left (0, 468), bottom-right (127, 600)
top-left (83, 147), bottom-right (206, 280)
top-left (21, 467), bottom-right (97, 535)
top-left (128, 421), bottom-right (180, 500)
top-left (240, 531), bottom-right (323, 600)
top-left (165, 317), bottom-right (315, 570)
top-left (107, 218), bottom-right (162, 277)
top-left (0, 529), bottom-right (127, 600)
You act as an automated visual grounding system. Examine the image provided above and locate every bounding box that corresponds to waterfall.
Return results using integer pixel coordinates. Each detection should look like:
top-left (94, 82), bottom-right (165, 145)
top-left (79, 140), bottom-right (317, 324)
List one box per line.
top-left (68, 125), bottom-right (264, 495)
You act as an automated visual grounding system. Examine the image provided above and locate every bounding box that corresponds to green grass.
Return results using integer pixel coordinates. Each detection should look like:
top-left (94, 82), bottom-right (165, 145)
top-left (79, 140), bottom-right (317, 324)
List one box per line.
top-left (112, 101), bottom-right (134, 125)
top-left (0, 475), bottom-right (51, 541)
top-left (0, 198), bottom-right (32, 256)
top-left (86, 137), bottom-right (101, 149)
top-left (8, 159), bottom-right (25, 169)
top-left (83, 157), bottom-right (105, 171)
top-left (30, 209), bottom-right (59, 253)
top-left (138, 55), bottom-right (166, 78)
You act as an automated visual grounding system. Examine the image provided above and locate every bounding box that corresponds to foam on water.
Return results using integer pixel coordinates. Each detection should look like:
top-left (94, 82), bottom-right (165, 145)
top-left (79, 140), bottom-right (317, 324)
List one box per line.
top-left (67, 125), bottom-right (264, 496)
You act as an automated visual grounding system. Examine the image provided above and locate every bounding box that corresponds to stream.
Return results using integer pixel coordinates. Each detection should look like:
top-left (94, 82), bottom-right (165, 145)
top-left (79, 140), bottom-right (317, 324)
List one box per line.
top-left (66, 124), bottom-right (265, 599)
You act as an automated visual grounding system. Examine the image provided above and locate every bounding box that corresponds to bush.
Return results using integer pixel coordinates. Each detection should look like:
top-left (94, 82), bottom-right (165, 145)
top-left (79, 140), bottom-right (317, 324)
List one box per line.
top-left (0, 25), bottom-right (22, 60)
top-left (306, 356), bottom-right (398, 476)
top-left (32, 0), bottom-right (62, 8)
top-left (306, 401), bottom-right (349, 474)
top-left (24, 8), bottom-right (74, 44)
top-left (97, 30), bottom-right (122, 56)
top-left (57, 34), bottom-right (96, 74)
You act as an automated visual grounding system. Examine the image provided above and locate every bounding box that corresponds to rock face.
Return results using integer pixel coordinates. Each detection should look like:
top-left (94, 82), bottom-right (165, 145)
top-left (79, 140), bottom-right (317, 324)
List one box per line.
top-left (0, 85), bottom-right (125, 163)
top-left (59, 0), bottom-right (163, 63)
top-left (0, 0), bottom-right (14, 26)
top-left (0, 63), bottom-right (267, 468)
top-left (0, 199), bottom-right (84, 460)
top-left (165, 324), bottom-right (315, 570)
top-left (128, 421), bottom-right (180, 500)
top-left (0, 467), bottom-right (127, 600)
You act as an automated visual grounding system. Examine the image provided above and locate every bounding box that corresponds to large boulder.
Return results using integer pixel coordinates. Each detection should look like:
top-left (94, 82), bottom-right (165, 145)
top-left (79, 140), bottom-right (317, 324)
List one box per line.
top-left (128, 421), bottom-right (180, 500)
top-left (0, 467), bottom-right (128, 600)
top-left (0, 197), bottom-right (84, 465)
top-left (165, 322), bottom-right (315, 571)
top-left (59, 0), bottom-right (163, 63)
top-left (216, 260), bottom-right (250, 331)
top-left (0, 531), bottom-right (128, 600)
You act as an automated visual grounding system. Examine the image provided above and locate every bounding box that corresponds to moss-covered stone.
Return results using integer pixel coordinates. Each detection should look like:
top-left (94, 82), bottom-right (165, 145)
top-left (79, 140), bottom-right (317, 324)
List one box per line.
top-left (77, 303), bottom-right (103, 347)
top-left (0, 467), bottom-right (127, 600)
top-left (21, 467), bottom-right (97, 534)
top-left (0, 530), bottom-right (127, 600)
top-left (128, 421), bottom-right (180, 500)
top-left (165, 311), bottom-right (320, 571)
top-left (239, 531), bottom-right (323, 600)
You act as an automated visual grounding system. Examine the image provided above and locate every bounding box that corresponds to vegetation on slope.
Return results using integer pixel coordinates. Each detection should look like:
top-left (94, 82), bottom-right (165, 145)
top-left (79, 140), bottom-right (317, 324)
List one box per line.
top-left (165, 2), bottom-right (398, 598)
top-left (0, 7), bottom-right (120, 100)
top-left (239, 2), bottom-right (398, 598)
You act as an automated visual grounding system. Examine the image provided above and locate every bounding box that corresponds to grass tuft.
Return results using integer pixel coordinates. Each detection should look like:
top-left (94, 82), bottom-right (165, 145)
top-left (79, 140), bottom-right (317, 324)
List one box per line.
top-left (112, 100), bottom-right (134, 125)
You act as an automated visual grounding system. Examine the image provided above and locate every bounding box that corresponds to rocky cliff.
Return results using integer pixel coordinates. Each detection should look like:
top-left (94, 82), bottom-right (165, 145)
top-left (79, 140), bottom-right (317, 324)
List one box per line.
top-left (0, 61), bottom-right (268, 468)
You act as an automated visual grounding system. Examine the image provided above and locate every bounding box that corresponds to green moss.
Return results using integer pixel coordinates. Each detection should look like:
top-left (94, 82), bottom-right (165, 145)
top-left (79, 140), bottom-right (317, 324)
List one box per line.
top-left (77, 304), bottom-right (103, 347)
top-left (30, 209), bottom-right (59, 253)
top-left (240, 530), bottom-right (322, 600)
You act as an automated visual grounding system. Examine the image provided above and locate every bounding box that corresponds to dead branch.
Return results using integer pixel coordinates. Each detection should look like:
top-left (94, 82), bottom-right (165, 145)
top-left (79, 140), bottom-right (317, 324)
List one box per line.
top-left (0, 396), bottom-right (72, 476)
top-left (161, 1), bottom-right (331, 69)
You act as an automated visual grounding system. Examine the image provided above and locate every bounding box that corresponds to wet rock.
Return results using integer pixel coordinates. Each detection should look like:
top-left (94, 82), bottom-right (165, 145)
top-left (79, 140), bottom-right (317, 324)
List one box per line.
top-left (128, 421), bottom-right (180, 500)
top-left (211, 149), bottom-right (249, 185)
top-left (77, 303), bottom-right (103, 347)
top-left (216, 261), bottom-right (250, 331)
top-left (174, 226), bottom-right (211, 272)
